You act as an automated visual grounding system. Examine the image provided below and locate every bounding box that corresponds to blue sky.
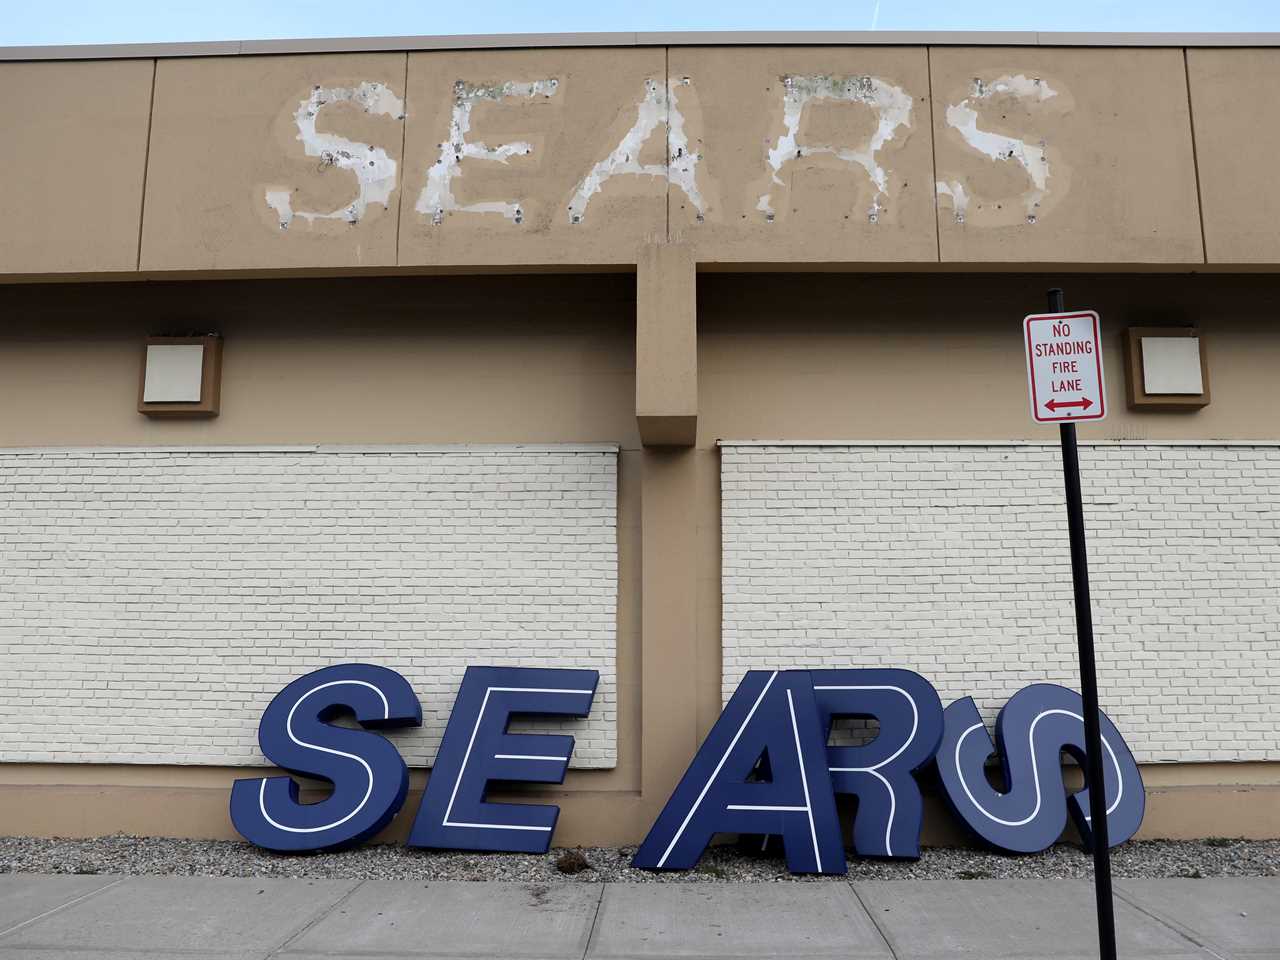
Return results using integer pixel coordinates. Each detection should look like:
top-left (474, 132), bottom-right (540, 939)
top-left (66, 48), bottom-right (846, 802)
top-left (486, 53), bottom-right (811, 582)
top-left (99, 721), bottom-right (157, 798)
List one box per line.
top-left (3, 1), bottom-right (1279, 46)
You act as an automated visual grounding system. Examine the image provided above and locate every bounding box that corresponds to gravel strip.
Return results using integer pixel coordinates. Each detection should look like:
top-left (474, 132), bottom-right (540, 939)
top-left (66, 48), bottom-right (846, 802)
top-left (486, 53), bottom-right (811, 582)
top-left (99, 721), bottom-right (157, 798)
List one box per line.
top-left (1, 837), bottom-right (1276, 882)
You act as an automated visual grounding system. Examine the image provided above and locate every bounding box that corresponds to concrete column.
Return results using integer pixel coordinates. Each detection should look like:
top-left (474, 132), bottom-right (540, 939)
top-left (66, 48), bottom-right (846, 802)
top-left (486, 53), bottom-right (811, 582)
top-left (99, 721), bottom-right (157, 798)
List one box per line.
top-left (636, 242), bottom-right (697, 447)
top-left (638, 449), bottom-right (701, 821)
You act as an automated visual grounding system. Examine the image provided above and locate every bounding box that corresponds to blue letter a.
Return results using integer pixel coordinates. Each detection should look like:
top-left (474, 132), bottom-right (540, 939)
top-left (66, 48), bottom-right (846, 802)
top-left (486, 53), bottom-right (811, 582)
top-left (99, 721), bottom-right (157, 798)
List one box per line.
top-left (632, 670), bottom-right (845, 875)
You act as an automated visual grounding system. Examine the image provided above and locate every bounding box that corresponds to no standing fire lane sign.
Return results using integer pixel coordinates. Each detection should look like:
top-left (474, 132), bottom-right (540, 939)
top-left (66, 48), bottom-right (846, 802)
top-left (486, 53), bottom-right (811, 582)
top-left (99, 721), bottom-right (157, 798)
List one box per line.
top-left (1024, 310), bottom-right (1106, 423)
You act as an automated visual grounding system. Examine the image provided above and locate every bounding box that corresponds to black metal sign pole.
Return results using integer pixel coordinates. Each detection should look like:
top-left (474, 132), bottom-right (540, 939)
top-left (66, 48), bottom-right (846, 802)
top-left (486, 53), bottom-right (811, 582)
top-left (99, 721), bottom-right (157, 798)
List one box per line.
top-left (1048, 287), bottom-right (1117, 960)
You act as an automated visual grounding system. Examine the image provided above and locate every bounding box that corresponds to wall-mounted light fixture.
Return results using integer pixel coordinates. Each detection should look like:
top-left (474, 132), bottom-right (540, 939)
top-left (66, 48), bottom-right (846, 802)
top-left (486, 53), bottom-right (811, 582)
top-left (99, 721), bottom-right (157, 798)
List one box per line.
top-left (138, 335), bottom-right (222, 418)
top-left (1122, 327), bottom-right (1209, 410)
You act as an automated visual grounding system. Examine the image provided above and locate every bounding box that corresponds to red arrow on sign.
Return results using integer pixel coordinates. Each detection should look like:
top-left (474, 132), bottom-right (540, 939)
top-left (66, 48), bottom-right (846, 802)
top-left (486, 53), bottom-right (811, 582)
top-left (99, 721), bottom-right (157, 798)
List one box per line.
top-left (1046, 397), bottom-right (1094, 412)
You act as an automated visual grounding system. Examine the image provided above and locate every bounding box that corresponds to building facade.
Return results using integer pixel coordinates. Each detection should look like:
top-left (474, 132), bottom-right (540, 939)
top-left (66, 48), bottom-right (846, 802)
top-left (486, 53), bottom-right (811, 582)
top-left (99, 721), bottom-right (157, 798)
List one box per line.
top-left (1, 31), bottom-right (1278, 845)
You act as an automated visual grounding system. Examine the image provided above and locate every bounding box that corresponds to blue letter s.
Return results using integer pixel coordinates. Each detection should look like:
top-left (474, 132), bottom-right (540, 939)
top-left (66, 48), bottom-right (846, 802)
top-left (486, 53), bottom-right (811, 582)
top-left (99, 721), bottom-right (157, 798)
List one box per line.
top-left (936, 683), bottom-right (1145, 854)
top-left (230, 663), bottom-right (422, 852)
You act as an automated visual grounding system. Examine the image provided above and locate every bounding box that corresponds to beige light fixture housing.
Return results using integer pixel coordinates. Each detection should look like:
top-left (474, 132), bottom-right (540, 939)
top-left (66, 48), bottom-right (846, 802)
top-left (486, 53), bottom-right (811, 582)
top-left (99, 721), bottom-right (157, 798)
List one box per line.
top-left (138, 335), bottom-right (222, 417)
top-left (1122, 327), bottom-right (1209, 410)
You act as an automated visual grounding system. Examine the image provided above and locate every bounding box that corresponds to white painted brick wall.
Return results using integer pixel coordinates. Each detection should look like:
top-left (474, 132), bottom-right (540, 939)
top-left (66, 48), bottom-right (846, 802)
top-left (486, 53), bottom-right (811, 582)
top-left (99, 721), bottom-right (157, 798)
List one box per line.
top-left (721, 443), bottom-right (1280, 764)
top-left (0, 446), bottom-right (617, 768)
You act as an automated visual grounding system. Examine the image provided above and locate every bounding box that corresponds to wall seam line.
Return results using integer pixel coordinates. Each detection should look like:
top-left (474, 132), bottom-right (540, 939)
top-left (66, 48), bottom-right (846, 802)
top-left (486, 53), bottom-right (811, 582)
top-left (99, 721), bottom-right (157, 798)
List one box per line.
top-left (664, 44), bottom-right (671, 243)
top-left (1182, 47), bottom-right (1210, 266)
top-left (134, 58), bottom-right (159, 272)
top-left (925, 46), bottom-right (942, 264)
top-left (395, 51), bottom-right (410, 267)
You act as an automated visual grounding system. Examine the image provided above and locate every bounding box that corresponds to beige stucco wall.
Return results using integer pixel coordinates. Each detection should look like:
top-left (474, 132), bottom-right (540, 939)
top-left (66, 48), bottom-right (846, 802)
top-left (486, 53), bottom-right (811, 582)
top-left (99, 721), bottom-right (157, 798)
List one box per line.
top-left (1187, 48), bottom-right (1280, 264)
top-left (696, 275), bottom-right (1280, 827)
top-left (0, 59), bottom-right (153, 275)
top-left (695, 272), bottom-right (1280, 841)
top-left (697, 272), bottom-right (1280, 443)
top-left (0, 276), bottom-right (640, 447)
top-left (930, 48), bottom-right (1202, 264)
top-left (667, 46), bottom-right (938, 264)
top-left (140, 54), bottom-right (409, 272)
top-left (0, 275), bottom-right (645, 843)
top-left (1, 272), bottom-right (1278, 844)
top-left (398, 48), bottom-right (670, 267)
top-left (3, 43), bottom-right (1280, 277)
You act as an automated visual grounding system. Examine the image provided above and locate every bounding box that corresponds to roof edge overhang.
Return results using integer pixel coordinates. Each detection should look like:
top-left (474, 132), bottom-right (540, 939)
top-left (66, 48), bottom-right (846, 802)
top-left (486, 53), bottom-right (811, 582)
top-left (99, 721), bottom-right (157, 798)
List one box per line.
top-left (4, 29), bottom-right (1280, 62)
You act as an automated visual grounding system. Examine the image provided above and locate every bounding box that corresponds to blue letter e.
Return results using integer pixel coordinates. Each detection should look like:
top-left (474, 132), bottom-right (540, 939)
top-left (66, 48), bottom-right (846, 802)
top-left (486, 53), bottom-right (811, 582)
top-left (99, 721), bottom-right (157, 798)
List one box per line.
top-left (229, 663), bottom-right (422, 852)
top-left (632, 670), bottom-right (845, 875)
top-left (407, 666), bottom-right (599, 854)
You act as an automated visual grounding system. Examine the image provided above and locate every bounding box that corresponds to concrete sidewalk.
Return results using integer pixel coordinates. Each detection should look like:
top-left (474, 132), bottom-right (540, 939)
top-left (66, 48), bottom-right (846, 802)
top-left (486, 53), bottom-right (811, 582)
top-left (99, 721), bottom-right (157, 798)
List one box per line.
top-left (0, 875), bottom-right (1274, 959)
